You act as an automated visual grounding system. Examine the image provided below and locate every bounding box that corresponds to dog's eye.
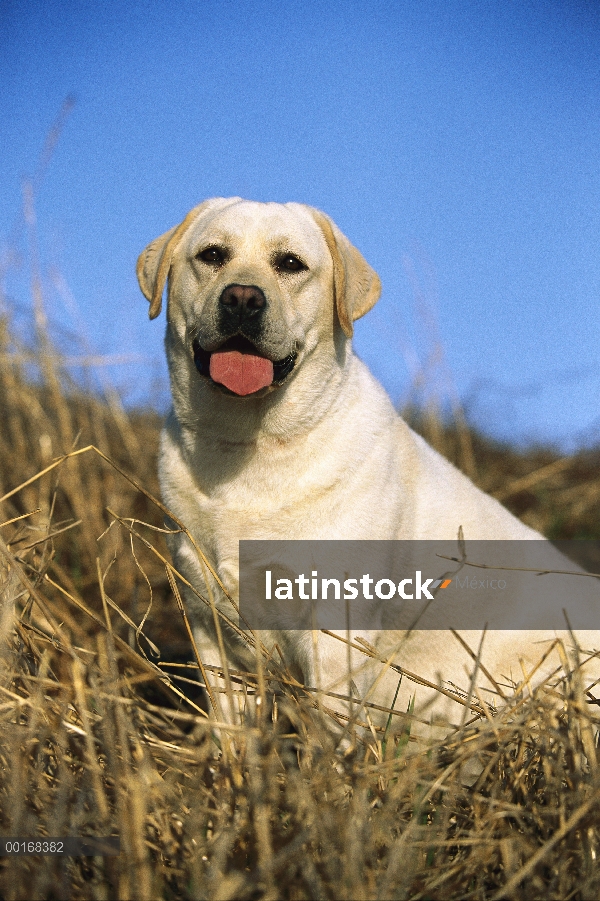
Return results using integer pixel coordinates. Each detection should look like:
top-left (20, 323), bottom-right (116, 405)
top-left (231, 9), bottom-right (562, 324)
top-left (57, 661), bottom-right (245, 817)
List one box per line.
top-left (276, 253), bottom-right (307, 273)
top-left (197, 246), bottom-right (226, 265)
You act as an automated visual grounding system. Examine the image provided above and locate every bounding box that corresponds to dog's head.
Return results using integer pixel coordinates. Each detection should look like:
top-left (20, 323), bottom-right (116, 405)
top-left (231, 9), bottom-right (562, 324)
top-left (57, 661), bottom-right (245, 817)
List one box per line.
top-left (137, 198), bottom-right (381, 401)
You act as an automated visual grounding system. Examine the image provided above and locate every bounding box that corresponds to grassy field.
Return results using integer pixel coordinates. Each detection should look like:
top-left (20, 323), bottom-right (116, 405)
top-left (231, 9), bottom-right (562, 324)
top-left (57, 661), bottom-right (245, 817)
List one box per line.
top-left (1, 298), bottom-right (600, 900)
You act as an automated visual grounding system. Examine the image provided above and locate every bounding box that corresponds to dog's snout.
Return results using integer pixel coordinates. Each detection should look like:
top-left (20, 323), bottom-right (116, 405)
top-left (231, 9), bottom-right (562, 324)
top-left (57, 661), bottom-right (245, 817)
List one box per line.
top-left (219, 284), bottom-right (266, 316)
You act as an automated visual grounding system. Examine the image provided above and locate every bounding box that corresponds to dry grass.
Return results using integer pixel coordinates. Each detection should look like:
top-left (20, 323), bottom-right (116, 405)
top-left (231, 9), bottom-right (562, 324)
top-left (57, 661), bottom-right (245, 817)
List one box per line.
top-left (2, 244), bottom-right (600, 899)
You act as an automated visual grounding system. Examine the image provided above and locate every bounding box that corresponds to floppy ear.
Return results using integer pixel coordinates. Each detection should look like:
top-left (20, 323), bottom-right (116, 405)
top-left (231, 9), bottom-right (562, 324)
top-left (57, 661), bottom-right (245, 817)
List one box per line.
top-left (136, 200), bottom-right (215, 319)
top-left (308, 208), bottom-right (381, 338)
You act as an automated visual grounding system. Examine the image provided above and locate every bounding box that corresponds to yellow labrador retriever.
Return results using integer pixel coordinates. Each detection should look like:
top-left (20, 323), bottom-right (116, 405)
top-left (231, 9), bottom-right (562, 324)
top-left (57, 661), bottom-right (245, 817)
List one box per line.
top-left (137, 198), bottom-right (600, 736)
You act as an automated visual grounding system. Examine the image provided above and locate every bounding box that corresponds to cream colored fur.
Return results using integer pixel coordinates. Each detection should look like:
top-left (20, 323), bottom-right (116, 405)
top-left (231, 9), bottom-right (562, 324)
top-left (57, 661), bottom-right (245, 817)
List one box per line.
top-left (138, 198), bottom-right (600, 739)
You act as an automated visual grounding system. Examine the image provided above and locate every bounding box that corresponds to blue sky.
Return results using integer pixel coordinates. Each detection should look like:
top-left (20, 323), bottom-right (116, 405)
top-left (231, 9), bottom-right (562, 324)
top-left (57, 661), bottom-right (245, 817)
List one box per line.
top-left (1, 0), bottom-right (599, 449)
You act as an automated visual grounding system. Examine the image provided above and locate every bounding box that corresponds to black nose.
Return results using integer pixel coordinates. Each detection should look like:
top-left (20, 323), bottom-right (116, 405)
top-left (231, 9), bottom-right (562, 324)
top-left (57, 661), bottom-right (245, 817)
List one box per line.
top-left (219, 284), bottom-right (266, 320)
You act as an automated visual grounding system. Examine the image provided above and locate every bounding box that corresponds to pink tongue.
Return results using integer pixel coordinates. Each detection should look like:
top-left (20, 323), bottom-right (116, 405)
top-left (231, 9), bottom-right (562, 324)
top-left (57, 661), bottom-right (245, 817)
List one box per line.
top-left (209, 350), bottom-right (274, 396)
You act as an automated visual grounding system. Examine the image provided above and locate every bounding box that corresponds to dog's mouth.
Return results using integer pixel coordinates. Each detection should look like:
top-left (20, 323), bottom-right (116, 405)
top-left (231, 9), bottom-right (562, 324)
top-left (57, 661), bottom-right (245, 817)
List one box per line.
top-left (192, 335), bottom-right (297, 396)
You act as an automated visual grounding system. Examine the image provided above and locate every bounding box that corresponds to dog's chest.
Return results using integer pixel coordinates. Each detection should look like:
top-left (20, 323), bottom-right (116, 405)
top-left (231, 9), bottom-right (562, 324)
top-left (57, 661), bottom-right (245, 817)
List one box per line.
top-left (166, 423), bottom-right (408, 539)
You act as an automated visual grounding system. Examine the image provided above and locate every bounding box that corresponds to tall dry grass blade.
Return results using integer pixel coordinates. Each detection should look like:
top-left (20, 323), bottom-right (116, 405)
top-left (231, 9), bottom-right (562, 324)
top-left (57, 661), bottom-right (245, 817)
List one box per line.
top-left (165, 565), bottom-right (214, 719)
top-left (490, 790), bottom-right (600, 901)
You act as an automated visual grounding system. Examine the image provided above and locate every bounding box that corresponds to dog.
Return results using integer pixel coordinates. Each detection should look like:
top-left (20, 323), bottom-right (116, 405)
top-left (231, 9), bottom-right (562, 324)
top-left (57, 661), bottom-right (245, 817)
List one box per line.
top-left (137, 198), bottom-right (600, 739)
